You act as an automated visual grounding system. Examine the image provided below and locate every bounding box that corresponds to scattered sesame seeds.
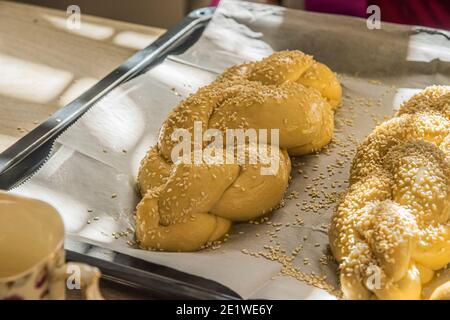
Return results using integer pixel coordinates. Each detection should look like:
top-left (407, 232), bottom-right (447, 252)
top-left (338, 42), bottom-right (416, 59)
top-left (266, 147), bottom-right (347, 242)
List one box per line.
top-left (131, 50), bottom-right (366, 296)
top-left (330, 86), bottom-right (450, 299)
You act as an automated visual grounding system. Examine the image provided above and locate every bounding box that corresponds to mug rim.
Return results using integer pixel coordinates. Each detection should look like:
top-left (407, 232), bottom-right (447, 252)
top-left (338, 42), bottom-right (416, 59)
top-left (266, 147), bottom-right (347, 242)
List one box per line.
top-left (0, 192), bottom-right (65, 283)
top-left (0, 240), bottom-right (64, 283)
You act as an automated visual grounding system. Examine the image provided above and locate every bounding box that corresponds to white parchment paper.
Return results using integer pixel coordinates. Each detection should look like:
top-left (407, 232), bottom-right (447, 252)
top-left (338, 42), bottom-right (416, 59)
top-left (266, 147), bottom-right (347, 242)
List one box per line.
top-left (14, 0), bottom-right (450, 299)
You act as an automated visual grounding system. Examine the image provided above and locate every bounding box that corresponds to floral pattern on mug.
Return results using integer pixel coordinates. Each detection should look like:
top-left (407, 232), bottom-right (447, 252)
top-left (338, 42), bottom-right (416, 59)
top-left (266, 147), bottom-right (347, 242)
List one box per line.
top-left (3, 294), bottom-right (24, 300)
top-left (35, 267), bottom-right (48, 289)
top-left (0, 248), bottom-right (65, 300)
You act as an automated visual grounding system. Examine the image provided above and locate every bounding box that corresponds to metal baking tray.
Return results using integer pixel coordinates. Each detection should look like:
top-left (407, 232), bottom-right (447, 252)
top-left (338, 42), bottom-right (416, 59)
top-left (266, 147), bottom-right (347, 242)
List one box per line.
top-left (0, 7), bottom-right (240, 300)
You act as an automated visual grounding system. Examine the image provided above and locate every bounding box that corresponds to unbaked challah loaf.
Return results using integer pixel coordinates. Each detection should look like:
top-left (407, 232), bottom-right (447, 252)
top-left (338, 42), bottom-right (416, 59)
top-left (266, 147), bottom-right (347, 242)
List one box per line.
top-left (136, 50), bottom-right (341, 252)
top-left (330, 86), bottom-right (450, 300)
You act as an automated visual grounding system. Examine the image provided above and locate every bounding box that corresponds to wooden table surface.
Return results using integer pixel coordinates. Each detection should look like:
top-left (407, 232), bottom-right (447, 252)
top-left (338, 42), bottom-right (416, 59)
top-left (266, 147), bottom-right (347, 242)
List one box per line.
top-left (0, 0), bottom-right (165, 152)
top-left (0, 0), bottom-right (166, 299)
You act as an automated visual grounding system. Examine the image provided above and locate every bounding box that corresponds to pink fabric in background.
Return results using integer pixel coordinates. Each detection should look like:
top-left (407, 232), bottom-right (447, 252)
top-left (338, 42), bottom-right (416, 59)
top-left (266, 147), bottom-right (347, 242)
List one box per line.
top-left (373, 0), bottom-right (450, 30)
top-left (210, 0), bottom-right (450, 29)
top-left (305, 0), bottom-right (450, 29)
top-left (305, 0), bottom-right (367, 17)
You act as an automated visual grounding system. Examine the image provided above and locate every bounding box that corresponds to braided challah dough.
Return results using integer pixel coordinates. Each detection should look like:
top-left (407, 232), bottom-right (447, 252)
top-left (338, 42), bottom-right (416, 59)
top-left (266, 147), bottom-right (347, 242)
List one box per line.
top-left (330, 86), bottom-right (450, 299)
top-left (136, 50), bottom-right (341, 252)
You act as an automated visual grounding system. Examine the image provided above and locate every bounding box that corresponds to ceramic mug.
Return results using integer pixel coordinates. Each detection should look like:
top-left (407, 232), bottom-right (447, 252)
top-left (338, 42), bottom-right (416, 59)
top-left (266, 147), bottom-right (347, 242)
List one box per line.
top-left (0, 192), bottom-right (103, 300)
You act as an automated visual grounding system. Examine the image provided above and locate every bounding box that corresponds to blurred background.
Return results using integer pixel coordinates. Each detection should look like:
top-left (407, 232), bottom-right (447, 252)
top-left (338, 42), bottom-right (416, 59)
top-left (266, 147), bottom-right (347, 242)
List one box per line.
top-left (13, 0), bottom-right (211, 28)
top-left (12, 0), bottom-right (450, 29)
